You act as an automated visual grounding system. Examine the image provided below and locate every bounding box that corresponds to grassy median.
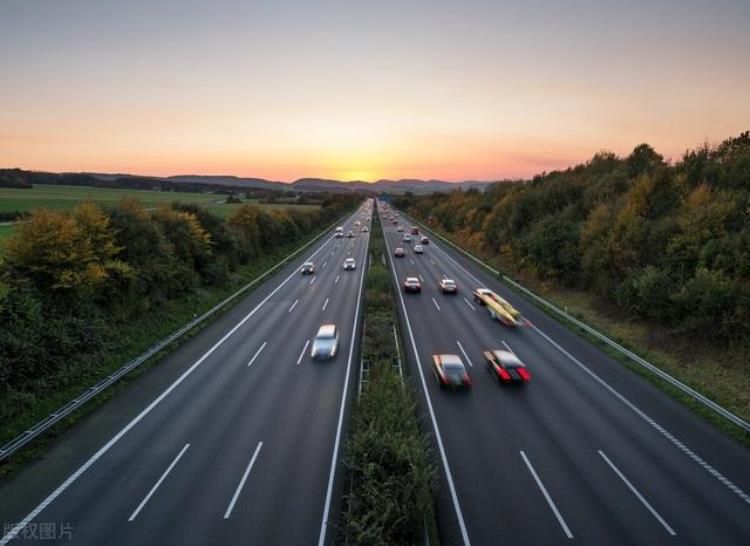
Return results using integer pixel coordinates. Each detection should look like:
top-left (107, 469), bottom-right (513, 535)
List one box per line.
top-left (343, 210), bottom-right (439, 545)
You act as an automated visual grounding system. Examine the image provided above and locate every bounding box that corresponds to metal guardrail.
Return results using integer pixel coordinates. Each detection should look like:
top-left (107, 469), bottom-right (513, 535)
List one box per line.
top-left (0, 214), bottom-right (350, 463)
top-left (399, 209), bottom-right (750, 435)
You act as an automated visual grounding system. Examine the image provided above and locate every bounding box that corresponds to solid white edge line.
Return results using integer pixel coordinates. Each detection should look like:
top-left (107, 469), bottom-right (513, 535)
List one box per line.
top-left (381, 216), bottom-right (472, 546)
top-left (288, 299), bottom-right (299, 313)
top-left (456, 341), bottom-right (474, 367)
top-left (128, 443), bottom-right (190, 521)
top-left (223, 441), bottom-right (263, 519)
top-left (463, 297), bottom-right (476, 311)
top-left (400, 207), bottom-right (750, 507)
top-left (598, 450), bottom-right (676, 535)
top-left (297, 340), bottom-right (310, 365)
top-left (322, 298), bottom-right (329, 312)
top-left (432, 297), bottom-right (441, 311)
top-left (0, 212), bottom-right (347, 546)
top-left (247, 341), bottom-right (268, 367)
top-left (317, 210), bottom-right (371, 546)
top-left (520, 450), bottom-right (573, 539)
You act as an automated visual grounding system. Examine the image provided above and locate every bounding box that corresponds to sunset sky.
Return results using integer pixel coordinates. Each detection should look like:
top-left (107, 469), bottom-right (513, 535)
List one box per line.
top-left (1, 0), bottom-right (749, 182)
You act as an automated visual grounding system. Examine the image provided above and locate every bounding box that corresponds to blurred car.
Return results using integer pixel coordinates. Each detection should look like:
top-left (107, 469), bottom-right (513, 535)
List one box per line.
top-left (354, 220), bottom-right (361, 227)
top-left (414, 244), bottom-right (424, 254)
top-left (362, 226), bottom-right (369, 232)
top-left (403, 234), bottom-right (412, 242)
top-left (311, 324), bottom-right (339, 360)
top-left (421, 236), bottom-right (429, 244)
top-left (403, 277), bottom-right (421, 293)
top-left (397, 225), bottom-right (404, 232)
top-left (346, 230), bottom-right (354, 238)
top-left (343, 258), bottom-right (356, 270)
top-left (410, 226), bottom-right (419, 235)
top-left (394, 247), bottom-right (406, 257)
top-left (483, 349), bottom-right (531, 383)
top-left (438, 278), bottom-right (458, 294)
top-left (432, 354), bottom-right (471, 389)
top-left (300, 262), bottom-right (315, 275)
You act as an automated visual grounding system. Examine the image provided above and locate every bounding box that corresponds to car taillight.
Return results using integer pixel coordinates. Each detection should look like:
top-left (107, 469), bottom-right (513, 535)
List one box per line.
top-left (498, 368), bottom-right (511, 381)
top-left (518, 368), bottom-right (530, 381)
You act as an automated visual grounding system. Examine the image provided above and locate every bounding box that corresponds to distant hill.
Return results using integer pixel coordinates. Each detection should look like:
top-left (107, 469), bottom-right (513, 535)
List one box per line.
top-left (2, 168), bottom-right (500, 195)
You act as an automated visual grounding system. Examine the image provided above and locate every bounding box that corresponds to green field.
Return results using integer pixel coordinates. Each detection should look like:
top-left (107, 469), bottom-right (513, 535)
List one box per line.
top-left (0, 184), bottom-right (320, 217)
top-left (0, 224), bottom-right (14, 243)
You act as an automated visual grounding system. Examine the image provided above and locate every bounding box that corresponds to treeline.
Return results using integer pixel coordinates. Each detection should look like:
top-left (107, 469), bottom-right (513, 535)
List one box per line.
top-left (394, 132), bottom-right (750, 343)
top-left (0, 194), bottom-right (359, 396)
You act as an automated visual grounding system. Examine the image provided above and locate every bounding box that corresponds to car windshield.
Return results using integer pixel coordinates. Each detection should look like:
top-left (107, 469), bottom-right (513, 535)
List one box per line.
top-left (444, 362), bottom-right (465, 374)
top-left (443, 280), bottom-right (455, 286)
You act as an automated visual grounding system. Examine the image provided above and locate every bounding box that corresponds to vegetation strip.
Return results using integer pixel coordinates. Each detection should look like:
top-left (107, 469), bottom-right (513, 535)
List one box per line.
top-left (343, 208), bottom-right (439, 545)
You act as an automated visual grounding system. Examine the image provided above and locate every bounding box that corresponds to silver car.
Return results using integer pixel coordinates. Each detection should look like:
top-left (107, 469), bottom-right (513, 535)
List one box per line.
top-left (311, 324), bottom-right (339, 360)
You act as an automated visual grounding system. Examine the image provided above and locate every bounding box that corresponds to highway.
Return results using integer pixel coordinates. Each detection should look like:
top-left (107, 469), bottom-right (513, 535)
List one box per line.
top-left (380, 202), bottom-right (750, 545)
top-left (0, 203), bottom-right (372, 545)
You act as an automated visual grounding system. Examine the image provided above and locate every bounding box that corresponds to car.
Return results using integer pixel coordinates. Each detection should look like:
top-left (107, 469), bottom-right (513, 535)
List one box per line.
top-left (403, 234), bottom-right (412, 243)
top-left (354, 220), bottom-right (361, 227)
top-left (421, 236), bottom-right (429, 244)
top-left (346, 230), bottom-right (354, 238)
top-left (367, 217), bottom-right (371, 222)
top-left (311, 324), bottom-right (339, 360)
top-left (300, 262), bottom-right (315, 275)
top-left (394, 247), bottom-right (406, 257)
top-left (439, 278), bottom-right (458, 294)
top-left (362, 226), bottom-right (369, 232)
top-left (343, 258), bottom-right (356, 270)
top-left (483, 349), bottom-right (531, 383)
top-left (410, 226), bottom-right (419, 235)
top-left (432, 354), bottom-right (471, 389)
top-left (473, 288), bottom-right (524, 326)
top-left (335, 227), bottom-right (344, 238)
top-left (403, 277), bottom-right (421, 293)
top-left (414, 244), bottom-right (424, 254)
top-left (397, 225), bottom-right (404, 232)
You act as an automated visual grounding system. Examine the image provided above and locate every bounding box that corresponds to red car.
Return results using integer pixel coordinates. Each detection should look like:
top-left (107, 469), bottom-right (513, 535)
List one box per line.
top-left (483, 349), bottom-right (531, 383)
top-left (394, 247), bottom-right (406, 257)
top-left (410, 226), bottom-right (419, 235)
top-left (432, 354), bottom-right (471, 389)
top-left (403, 277), bottom-right (421, 293)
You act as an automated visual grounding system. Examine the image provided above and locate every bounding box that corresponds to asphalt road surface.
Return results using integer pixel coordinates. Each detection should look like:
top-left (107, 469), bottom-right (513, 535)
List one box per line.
top-left (0, 203), bottom-right (372, 546)
top-left (380, 202), bottom-right (750, 546)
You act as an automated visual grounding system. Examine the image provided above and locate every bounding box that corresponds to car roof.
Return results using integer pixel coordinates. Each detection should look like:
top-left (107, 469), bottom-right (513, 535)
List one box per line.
top-left (493, 350), bottom-right (523, 366)
top-left (438, 354), bottom-right (464, 367)
top-left (345, 257), bottom-right (355, 262)
top-left (405, 277), bottom-right (420, 282)
top-left (317, 324), bottom-right (336, 336)
top-left (442, 278), bottom-right (455, 283)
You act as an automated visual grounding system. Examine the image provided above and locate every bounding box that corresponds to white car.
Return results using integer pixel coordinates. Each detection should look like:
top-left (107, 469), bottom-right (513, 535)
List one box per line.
top-left (403, 234), bottom-right (412, 242)
top-left (362, 226), bottom-right (369, 232)
top-left (343, 258), bottom-right (356, 270)
top-left (397, 226), bottom-right (404, 232)
top-left (414, 245), bottom-right (424, 254)
top-left (311, 324), bottom-right (339, 360)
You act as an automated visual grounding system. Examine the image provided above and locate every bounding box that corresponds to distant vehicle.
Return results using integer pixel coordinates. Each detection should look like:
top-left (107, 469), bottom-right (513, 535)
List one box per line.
top-left (343, 258), bottom-right (356, 270)
top-left (354, 220), bottom-right (361, 227)
top-left (301, 262), bottom-right (315, 275)
top-left (311, 324), bottom-right (339, 360)
top-left (394, 247), bottom-right (406, 257)
top-left (403, 234), bottom-right (412, 242)
top-left (335, 227), bottom-right (344, 238)
top-left (346, 230), bottom-right (354, 238)
top-left (362, 226), bottom-right (369, 232)
top-left (483, 349), bottom-right (531, 383)
top-left (421, 236), bottom-right (429, 245)
top-left (367, 216), bottom-right (371, 222)
top-left (432, 354), bottom-right (471, 389)
top-left (438, 278), bottom-right (457, 294)
top-left (403, 277), bottom-right (421, 293)
top-left (414, 244), bottom-right (424, 254)
top-left (473, 288), bottom-right (523, 326)
top-left (410, 226), bottom-right (419, 235)
top-left (397, 225), bottom-right (404, 232)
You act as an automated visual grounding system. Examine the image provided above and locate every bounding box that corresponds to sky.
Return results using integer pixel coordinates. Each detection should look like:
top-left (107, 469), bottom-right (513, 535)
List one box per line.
top-left (1, 0), bottom-right (749, 182)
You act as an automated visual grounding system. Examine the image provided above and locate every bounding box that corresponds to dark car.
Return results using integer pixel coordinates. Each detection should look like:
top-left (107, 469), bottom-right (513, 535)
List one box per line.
top-left (301, 262), bottom-right (315, 275)
top-left (483, 349), bottom-right (531, 383)
top-left (421, 236), bottom-right (429, 244)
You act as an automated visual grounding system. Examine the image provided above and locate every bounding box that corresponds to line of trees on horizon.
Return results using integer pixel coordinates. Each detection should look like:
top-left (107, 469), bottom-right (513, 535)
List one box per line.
top-left (394, 131), bottom-right (750, 344)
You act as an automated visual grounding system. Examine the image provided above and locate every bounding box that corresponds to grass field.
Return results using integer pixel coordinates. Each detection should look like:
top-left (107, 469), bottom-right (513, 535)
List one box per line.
top-left (0, 224), bottom-right (14, 243)
top-left (0, 184), bottom-right (319, 215)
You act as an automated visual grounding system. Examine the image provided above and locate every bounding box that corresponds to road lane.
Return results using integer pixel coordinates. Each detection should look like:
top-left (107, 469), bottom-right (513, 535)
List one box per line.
top-left (381, 203), bottom-right (750, 545)
top-left (0, 203), bottom-right (373, 546)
